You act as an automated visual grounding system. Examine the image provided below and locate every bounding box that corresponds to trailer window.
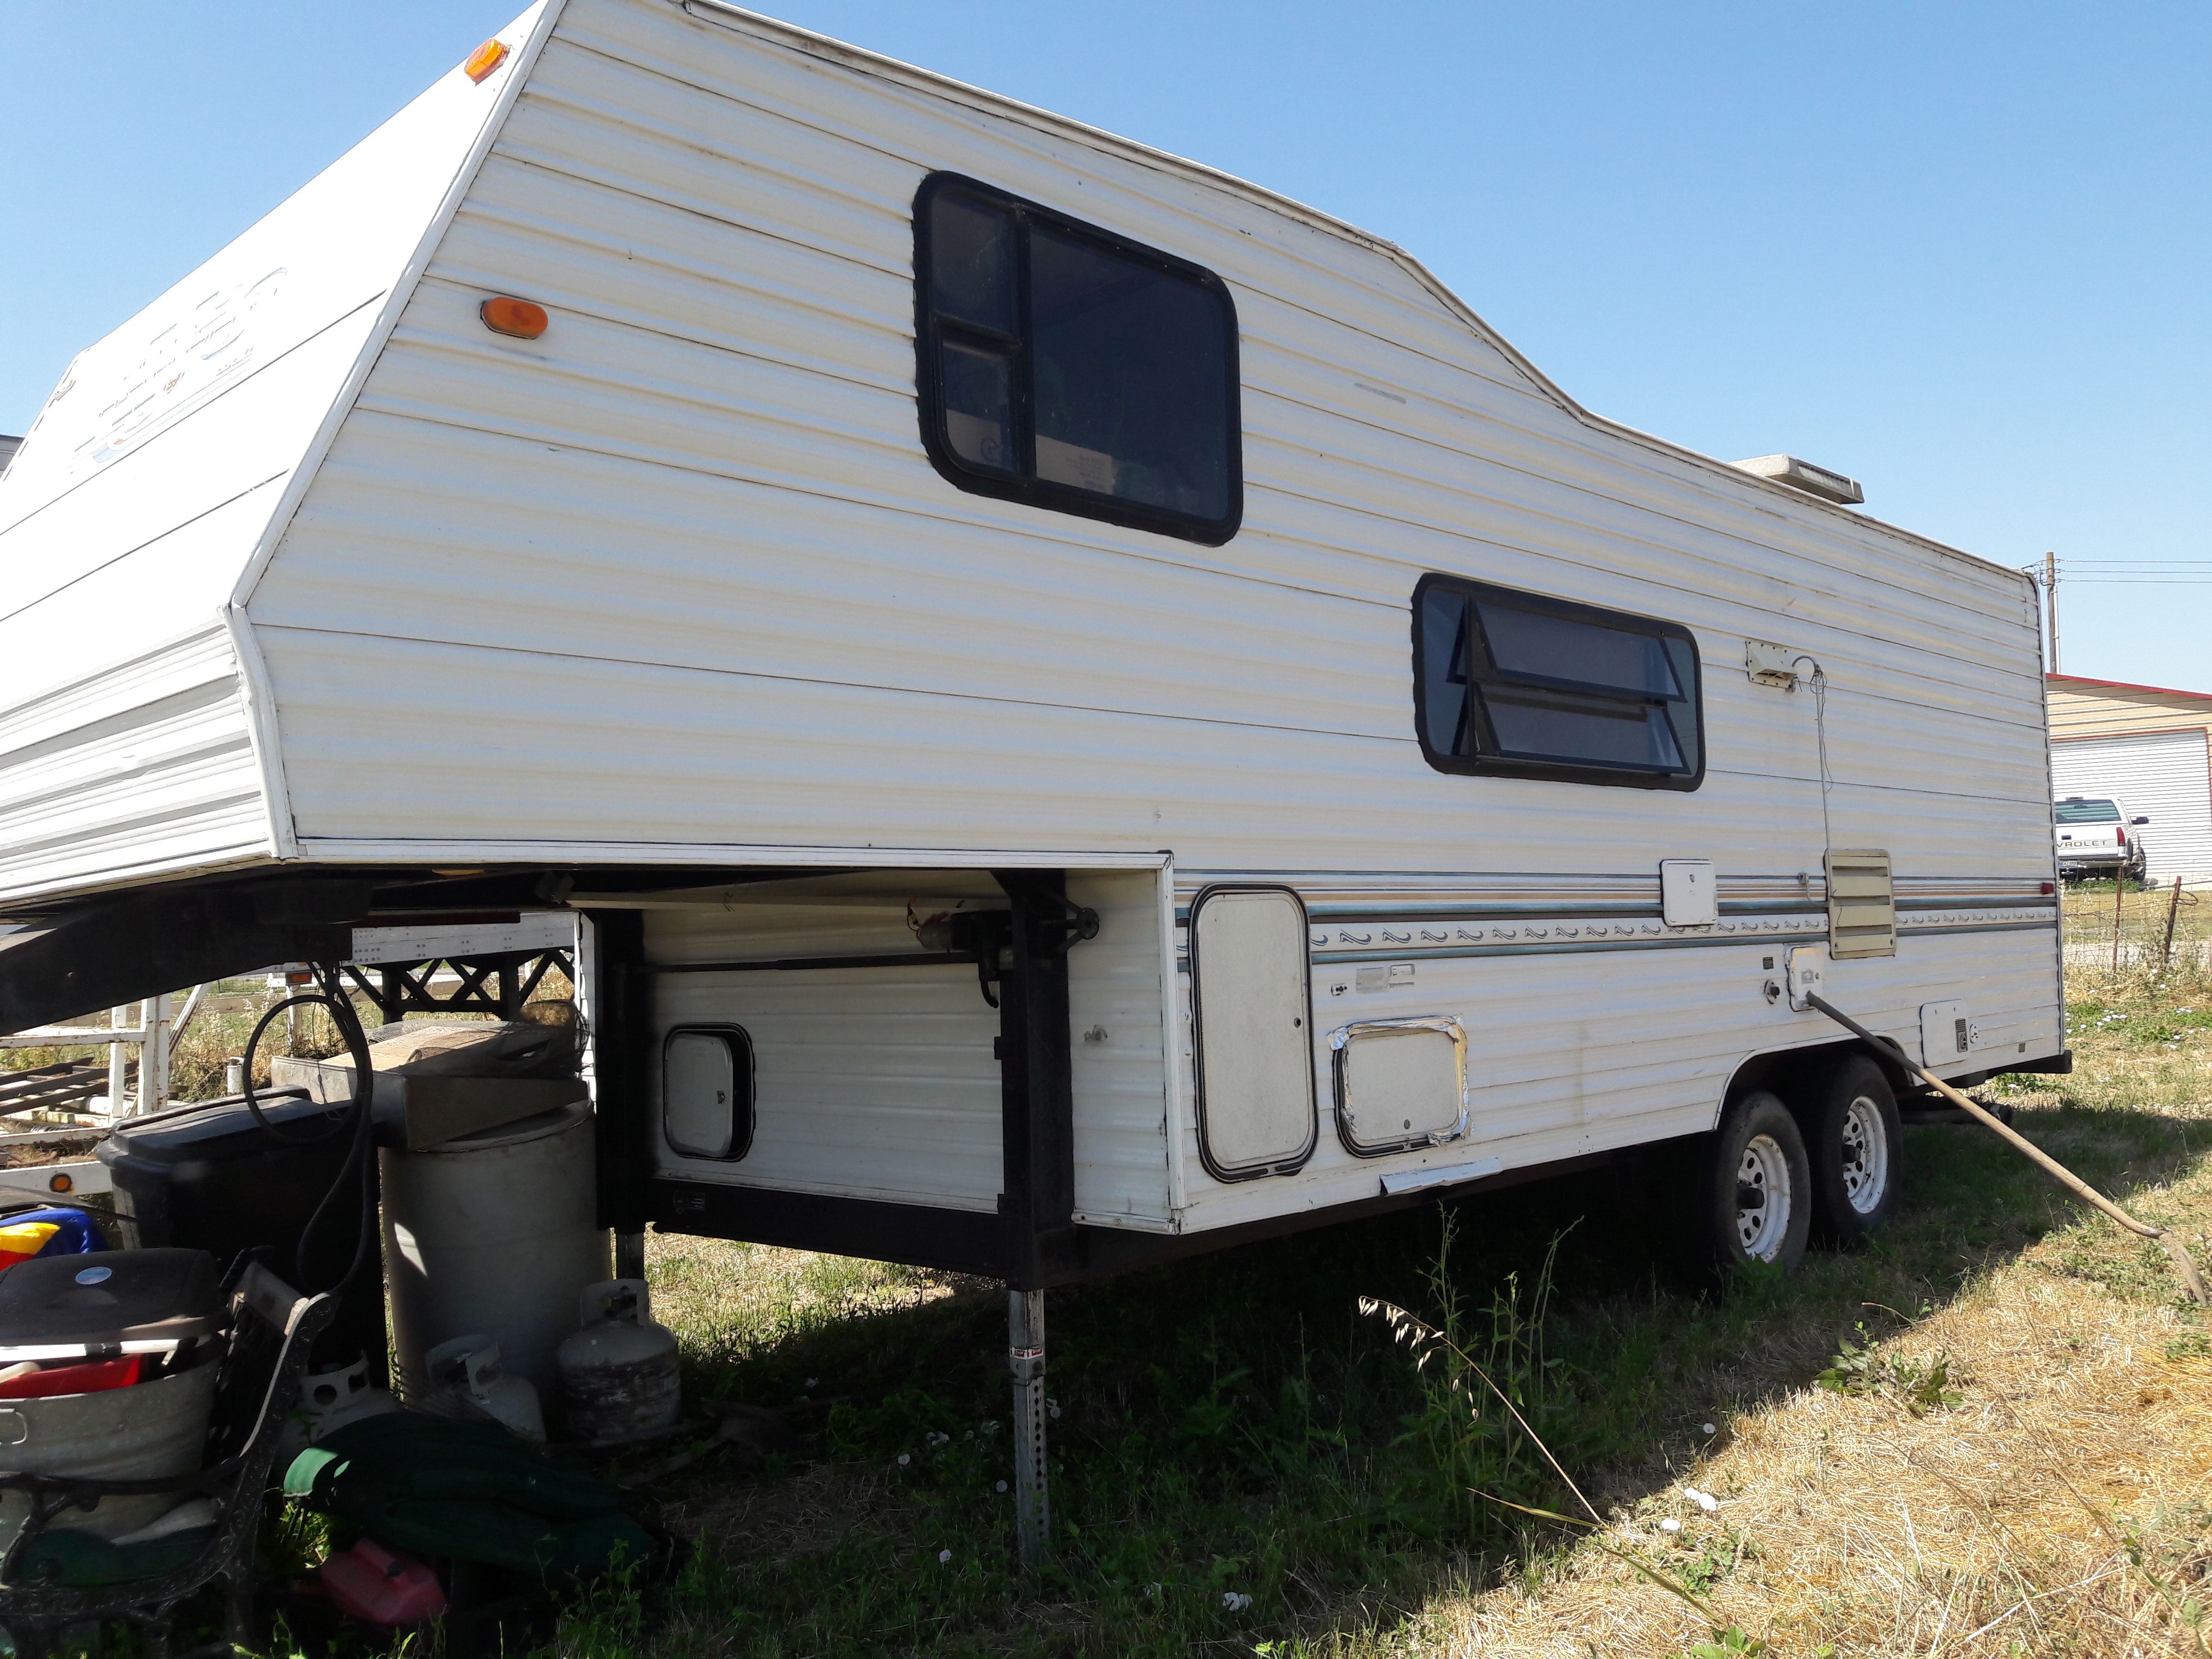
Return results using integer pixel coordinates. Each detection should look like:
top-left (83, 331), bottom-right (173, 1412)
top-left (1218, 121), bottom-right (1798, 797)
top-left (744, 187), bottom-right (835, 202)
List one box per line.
top-left (1413, 575), bottom-right (1703, 789)
top-left (915, 173), bottom-right (1241, 545)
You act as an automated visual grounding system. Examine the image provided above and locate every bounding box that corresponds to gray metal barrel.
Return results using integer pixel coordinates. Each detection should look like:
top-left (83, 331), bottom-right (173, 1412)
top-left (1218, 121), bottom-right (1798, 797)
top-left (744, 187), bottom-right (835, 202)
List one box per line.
top-left (380, 1098), bottom-right (609, 1401)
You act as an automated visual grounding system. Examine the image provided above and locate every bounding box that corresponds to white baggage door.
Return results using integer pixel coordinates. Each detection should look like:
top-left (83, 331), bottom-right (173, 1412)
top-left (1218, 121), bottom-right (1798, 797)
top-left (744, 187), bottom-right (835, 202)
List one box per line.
top-left (1190, 887), bottom-right (1318, 1179)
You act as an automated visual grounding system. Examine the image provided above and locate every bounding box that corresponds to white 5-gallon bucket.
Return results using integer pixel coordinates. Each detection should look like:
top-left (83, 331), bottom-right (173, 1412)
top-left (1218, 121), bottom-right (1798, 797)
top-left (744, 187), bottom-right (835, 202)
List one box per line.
top-left (382, 1098), bottom-right (609, 1400)
top-left (0, 1360), bottom-right (220, 1547)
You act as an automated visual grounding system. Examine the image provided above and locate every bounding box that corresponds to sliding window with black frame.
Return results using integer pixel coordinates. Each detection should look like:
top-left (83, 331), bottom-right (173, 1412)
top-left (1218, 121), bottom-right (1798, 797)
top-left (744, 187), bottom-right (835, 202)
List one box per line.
top-left (1413, 574), bottom-right (1704, 790)
top-left (914, 172), bottom-right (1242, 545)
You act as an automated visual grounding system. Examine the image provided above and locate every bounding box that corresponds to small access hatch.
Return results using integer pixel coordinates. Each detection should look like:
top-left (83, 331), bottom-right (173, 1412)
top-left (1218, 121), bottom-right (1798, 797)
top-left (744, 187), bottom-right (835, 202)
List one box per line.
top-left (1190, 887), bottom-right (1317, 1180)
top-left (663, 1026), bottom-right (754, 1162)
top-left (1919, 1001), bottom-right (1973, 1065)
top-left (1661, 860), bottom-right (1717, 928)
top-left (1331, 1017), bottom-right (1468, 1156)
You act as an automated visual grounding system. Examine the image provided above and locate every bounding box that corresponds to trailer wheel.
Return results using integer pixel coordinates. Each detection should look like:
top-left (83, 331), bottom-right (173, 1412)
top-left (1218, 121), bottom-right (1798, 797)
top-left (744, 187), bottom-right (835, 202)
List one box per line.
top-left (1699, 1090), bottom-right (1811, 1274)
top-left (1805, 1055), bottom-right (1902, 1247)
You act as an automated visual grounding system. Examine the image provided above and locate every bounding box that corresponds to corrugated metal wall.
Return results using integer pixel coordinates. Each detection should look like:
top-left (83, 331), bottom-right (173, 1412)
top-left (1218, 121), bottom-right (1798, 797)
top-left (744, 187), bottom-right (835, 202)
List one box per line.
top-left (2052, 730), bottom-right (2212, 879)
top-left (2047, 674), bottom-right (2212, 739)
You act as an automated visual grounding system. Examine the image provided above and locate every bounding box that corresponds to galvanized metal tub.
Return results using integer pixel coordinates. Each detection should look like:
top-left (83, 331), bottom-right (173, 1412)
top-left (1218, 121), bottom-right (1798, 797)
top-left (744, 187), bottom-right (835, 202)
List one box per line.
top-left (0, 1359), bottom-right (220, 1547)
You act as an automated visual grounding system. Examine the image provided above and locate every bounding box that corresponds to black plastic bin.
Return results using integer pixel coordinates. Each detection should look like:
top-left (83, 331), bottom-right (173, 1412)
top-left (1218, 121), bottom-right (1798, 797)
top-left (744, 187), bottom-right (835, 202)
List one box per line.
top-left (96, 1090), bottom-right (386, 1380)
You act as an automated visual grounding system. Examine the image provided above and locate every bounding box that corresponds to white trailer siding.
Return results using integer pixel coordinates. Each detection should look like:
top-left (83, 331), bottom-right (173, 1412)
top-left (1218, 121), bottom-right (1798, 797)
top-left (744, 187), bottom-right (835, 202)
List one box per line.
top-left (622, 863), bottom-right (2058, 1243)
top-left (226, 0), bottom-right (2049, 886)
top-left (1159, 872), bottom-right (2058, 1236)
top-left (647, 888), bottom-right (1006, 1213)
top-left (0, 2), bottom-right (557, 903)
top-left (638, 869), bottom-right (1175, 1229)
top-left (0, 627), bottom-right (264, 900)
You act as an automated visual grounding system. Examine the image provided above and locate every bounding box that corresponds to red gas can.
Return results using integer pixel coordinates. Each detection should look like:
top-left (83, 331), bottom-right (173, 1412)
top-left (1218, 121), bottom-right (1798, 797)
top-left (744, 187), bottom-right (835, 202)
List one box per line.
top-left (319, 1538), bottom-right (446, 1627)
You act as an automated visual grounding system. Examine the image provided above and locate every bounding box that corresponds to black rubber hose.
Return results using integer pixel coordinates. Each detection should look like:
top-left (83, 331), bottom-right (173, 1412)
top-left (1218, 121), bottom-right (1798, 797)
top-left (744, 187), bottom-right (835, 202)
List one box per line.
top-left (236, 968), bottom-right (378, 1294)
top-left (238, 993), bottom-right (358, 1146)
top-left (294, 965), bottom-right (378, 1295)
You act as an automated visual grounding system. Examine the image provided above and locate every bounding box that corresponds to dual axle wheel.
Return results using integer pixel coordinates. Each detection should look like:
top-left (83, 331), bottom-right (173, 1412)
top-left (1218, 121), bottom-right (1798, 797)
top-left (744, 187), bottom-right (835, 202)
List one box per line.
top-left (1693, 1055), bottom-right (1903, 1275)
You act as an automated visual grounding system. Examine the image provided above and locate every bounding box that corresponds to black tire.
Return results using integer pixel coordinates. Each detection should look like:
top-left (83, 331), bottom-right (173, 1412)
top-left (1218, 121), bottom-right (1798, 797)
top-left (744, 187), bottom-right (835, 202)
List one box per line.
top-left (1804, 1055), bottom-right (1902, 1248)
top-left (1695, 1090), bottom-right (1811, 1275)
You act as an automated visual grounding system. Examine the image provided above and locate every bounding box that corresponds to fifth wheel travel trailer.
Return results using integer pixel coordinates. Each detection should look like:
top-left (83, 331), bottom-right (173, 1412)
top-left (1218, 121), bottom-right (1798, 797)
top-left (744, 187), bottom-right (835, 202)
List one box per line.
top-left (0, 0), bottom-right (2065, 1554)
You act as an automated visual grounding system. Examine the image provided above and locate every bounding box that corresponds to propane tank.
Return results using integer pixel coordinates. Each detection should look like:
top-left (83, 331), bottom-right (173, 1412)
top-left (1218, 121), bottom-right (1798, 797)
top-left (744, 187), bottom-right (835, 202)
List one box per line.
top-left (280, 1351), bottom-right (402, 1466)
top-left (557, 1279), bottom-right (679, 1447)
top-left (419, 1335), bottom-right (545, 1442)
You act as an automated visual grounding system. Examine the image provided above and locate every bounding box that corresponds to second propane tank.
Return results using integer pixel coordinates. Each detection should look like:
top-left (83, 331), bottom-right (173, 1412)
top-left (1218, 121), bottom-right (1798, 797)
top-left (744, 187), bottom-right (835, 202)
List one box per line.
top-left (557, 1278), bottom-right (679, 1447)
top-left (420, 1335), bottom-right (546, 1442)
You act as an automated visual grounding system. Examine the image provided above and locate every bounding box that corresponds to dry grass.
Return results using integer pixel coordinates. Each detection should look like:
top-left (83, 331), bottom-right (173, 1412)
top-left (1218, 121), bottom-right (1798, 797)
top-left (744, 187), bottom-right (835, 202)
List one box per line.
top-left (1403, 1181), bottom-right (2212, 1656)
top-left (647, 1234), bottom-right (973, 1358)
top-left (1377, 969), bottom-right (2212, 1658)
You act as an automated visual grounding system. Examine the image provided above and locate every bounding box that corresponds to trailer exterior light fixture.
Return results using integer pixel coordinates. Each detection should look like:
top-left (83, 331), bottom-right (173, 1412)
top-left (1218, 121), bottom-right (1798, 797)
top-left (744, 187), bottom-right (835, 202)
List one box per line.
top-left (480, 296), bottom-right (548, 339)
top-left (464, 39), bottom-right (510, 83)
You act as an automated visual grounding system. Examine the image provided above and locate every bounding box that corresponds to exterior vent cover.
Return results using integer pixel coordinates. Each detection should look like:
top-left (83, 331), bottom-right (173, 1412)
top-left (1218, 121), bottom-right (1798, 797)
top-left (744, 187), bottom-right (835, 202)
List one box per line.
top-left (1733, 453), bottom-right (1864, 505)
top-left (1826, 848), bottom-right (1896, 959)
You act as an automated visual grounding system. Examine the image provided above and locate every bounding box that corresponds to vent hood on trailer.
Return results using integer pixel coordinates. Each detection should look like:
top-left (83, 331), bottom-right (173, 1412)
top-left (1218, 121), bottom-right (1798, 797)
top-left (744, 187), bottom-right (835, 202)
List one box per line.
top-left (1732, 453), bottom-right (1864, 505)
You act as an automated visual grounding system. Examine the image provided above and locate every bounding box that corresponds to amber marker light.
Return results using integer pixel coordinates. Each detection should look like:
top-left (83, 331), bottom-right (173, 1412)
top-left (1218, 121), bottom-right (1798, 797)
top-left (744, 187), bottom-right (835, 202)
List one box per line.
top-left (481, 296), bottom-right (549, 339)
top-left (464, 38), bottom-right (510, 82)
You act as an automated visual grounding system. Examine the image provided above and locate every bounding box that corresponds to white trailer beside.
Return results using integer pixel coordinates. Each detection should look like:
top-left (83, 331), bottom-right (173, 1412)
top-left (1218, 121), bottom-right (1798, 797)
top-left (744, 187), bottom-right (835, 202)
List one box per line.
top-left (0, 0), bottom-right (2064, 1529)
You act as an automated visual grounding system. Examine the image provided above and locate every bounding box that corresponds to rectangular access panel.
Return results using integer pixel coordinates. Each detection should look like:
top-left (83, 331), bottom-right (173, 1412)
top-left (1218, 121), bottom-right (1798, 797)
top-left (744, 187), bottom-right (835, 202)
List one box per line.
top-left (1330, 1016), bottom-right (1468, 1156)
top-left (1189, 886), bottom-right (1317, 1180)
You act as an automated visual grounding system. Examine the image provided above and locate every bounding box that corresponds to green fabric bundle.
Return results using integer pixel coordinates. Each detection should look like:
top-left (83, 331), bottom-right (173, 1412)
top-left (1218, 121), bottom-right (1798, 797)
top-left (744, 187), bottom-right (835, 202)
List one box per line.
top-left (283, 1414), bottom-right (652, 1576)
top-left (11, 1525), bottom-right (218, 1589)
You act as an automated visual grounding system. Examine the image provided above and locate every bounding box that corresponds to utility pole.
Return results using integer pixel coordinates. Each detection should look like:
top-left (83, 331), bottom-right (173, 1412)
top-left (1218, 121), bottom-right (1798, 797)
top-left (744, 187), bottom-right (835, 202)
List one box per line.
top-left (2042, 551), bottom-right (2060, 673)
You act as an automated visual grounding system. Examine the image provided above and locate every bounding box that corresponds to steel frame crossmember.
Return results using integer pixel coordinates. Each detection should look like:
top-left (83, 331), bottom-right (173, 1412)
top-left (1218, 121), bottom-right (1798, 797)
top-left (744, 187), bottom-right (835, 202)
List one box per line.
top-left (341, 949), bottom-right (573, 1027)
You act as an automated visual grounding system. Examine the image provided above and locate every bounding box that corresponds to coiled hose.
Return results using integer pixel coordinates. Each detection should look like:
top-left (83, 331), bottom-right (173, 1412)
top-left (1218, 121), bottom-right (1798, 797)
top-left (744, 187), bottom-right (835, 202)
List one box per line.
top-left (236, 964), bottom-right (378, 1295)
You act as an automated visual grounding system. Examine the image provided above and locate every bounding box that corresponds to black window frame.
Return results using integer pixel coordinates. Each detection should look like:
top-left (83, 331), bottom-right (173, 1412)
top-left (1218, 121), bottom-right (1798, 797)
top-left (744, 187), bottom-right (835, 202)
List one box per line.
top-left (1410, 573), bottom-right (1706, 791)
top-left (913, 170), bottom-right (1243, 547)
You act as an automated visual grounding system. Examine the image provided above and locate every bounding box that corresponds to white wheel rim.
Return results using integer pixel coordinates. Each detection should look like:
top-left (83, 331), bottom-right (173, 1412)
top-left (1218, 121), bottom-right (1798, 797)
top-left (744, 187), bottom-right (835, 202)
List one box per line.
top-left (1736, 1133), bottom-right (1792, 1260)
top-left (1839, 1094), bottom-right (1890, 1216)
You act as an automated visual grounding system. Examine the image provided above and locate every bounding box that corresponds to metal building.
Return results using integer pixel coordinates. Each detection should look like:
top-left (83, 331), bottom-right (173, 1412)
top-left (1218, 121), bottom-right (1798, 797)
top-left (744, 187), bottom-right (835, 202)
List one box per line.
top-left (2047, 674), bottom-right (2212, 881)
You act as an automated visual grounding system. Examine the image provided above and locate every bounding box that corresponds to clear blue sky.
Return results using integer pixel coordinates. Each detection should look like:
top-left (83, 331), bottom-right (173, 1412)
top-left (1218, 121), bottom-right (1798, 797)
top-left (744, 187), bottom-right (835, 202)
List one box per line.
top-left (4, 3), bottom-right (2206, 689)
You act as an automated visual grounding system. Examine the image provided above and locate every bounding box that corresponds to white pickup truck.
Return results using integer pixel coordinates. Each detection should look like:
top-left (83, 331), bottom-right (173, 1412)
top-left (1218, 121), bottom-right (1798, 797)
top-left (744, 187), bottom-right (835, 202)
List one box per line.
top-left (2054, 795), bottom-right (2150, 880)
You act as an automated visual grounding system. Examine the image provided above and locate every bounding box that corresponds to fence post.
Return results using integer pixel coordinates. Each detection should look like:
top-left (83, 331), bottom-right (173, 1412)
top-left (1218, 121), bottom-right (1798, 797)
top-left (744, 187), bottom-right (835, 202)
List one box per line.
top-left (106, 1006), bottom-right (130, 1123)
top-left (137, 993), bottom-right (172, 1117)
top-left (2112, 869), bottom-right (2126, 973)
top-left (2163, 878), bottom-right (2185, 970)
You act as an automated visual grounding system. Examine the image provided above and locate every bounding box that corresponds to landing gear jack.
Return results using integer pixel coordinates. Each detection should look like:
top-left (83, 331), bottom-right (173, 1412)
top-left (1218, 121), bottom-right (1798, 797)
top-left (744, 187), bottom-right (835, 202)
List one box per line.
top-left (1008, 1288), bottom-right (1048, 1567)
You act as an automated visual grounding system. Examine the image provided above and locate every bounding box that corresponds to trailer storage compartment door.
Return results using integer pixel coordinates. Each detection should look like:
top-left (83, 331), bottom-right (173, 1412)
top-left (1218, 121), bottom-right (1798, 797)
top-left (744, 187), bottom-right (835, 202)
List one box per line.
top-left (1189, 887), bottom-right (1316, 1180)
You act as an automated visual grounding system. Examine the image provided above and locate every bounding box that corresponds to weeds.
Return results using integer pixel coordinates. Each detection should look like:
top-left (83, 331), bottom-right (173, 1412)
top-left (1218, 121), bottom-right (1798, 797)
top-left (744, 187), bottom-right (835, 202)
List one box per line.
top-left (1815, 1321), bottom-right (1967, 1414)
top-left (1367, 1215), bottom-right (1583, 1542)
